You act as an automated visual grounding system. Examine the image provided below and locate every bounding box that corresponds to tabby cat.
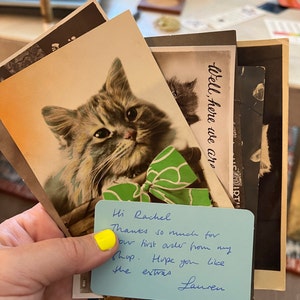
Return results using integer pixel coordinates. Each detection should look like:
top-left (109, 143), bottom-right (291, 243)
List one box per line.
top-left (167, 76), bottom-right (199, 125)
top-left (42, 58), bottom-right (177, 215)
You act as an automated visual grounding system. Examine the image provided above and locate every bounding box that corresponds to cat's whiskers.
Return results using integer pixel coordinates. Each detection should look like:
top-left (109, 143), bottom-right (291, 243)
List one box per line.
top-left (90, 145), bottom-right (130, 195)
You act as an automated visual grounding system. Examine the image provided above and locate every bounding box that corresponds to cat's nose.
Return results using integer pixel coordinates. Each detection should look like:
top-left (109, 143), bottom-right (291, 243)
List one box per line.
top-left (124, 129), bottom-right (137, 140)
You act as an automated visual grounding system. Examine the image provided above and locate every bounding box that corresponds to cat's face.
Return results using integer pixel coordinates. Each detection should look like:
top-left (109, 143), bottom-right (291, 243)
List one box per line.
top-left (167, 76), bottom-right (199, 125)
top-left (167, 76), bottom-right (197, 105)
top-left (42, 58), bottom-right (175, 202)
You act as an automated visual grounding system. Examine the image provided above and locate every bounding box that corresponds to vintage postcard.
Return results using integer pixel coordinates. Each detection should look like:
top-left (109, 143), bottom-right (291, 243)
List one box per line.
top-left (151, 45), bottom-right (236, 198)
top-left (237, 39), bottom-right (289, 290)
top-left (236, 65), bottom-right (266, 215)
top-left (146, 32), bottom-right (245, 208)
top-left (146, 33), bottom-right (246, 209)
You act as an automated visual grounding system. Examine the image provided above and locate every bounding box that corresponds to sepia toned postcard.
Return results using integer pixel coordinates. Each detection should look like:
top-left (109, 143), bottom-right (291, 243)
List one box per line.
top-left (0, 10), bottom-right (233, 298)
top-left (146, 31), bottom-right (245, 209)
top-left (146, 32), bottom-right (247, 211)
top-left (151, 45), bottom-right (236, 199)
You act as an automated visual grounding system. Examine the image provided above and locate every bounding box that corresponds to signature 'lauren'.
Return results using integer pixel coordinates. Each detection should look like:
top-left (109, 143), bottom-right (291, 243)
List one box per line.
top-left (178, 276), bottom-right (225, 292)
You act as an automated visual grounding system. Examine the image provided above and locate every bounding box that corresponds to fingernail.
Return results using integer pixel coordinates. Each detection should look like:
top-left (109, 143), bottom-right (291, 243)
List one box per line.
top-left (94, 229), bottom-right (116, 251)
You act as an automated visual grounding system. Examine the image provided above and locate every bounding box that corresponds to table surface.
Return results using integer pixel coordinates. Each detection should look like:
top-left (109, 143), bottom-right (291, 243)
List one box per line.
top-left (101, 0), bottom-right (300, 88)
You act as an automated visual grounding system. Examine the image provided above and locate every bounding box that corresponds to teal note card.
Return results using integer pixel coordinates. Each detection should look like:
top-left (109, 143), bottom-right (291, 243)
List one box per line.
top-left (91, 201), bottom-right (254, 299)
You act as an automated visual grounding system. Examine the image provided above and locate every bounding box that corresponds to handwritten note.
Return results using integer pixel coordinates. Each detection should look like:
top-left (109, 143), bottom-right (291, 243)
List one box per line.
top-left (91, 201), bottom-right (254, 299)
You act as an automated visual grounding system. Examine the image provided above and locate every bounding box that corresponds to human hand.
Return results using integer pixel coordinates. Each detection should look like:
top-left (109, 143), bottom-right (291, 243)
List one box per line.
top-left (0, 203), bottom-right (118, 299)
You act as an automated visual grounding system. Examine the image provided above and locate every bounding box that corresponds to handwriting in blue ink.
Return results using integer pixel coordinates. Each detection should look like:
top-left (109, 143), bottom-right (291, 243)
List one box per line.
top-left (134, 210), bottom-right (172, 221)
top-left (169, 229), bottom-right (199, 237)
top-left (152, 254), bottom-right (175, 266)
top-left (113, 208), bottom-right (125, 218)
top-left (189, 241), bottom-right (211, 252)
top-left (217, 246), bottom-right (232, 255)
top-left (155, 229), bottom-right (164, 236)
top-left (140, 239), bottom-right (157, 248)
top-left (207, 257), bottom-right (225, 267)
top-left (205, 231), bottom-right (220, 239)
top-left (112, 265), bottom-right (131, 275)
top-left (113, 250), bottom-right (135, 262)
top-left (142, 268), bottom-right (172, 277)
top-left (179, 259), bottom-right (199, 268)
top-left (110, 223), bottom-right (148, 234)
top-left (178, 276), bottom-right (225, 292)
top-left (162, 241), bottom-right (186, 249)
top-left (119, 239), bottom-right (135, 246)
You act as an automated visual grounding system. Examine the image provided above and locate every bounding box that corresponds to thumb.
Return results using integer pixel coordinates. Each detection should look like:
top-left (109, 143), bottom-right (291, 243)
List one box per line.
top-left (2, 229), bottom-right (118, 289)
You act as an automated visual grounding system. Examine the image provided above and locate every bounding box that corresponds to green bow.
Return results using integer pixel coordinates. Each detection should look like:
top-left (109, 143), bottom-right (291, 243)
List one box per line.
top-left (103, 146), bottom-right (211, 206)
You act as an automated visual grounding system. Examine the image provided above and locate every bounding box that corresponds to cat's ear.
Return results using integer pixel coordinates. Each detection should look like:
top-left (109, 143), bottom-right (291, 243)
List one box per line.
top-left (186, 78), bottom-right (197, 90)
top-left (102, 58), bottom-right (132, 97)
top-left (41, 106), bottom-right (77, 147)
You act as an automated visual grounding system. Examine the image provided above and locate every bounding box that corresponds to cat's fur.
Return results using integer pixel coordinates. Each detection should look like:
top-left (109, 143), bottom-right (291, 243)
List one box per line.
top-left (42, 58), bottom-right (177, 215)
top-left (167, 76), bottom-right (199, 125)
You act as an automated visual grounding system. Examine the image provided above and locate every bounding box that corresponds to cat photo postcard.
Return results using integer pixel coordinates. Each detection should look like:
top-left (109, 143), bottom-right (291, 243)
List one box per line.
top-left (146, 30), bottom-right (244, 208)
top-left (0, 11), bottom-right (234, 234)
top-left (0, 0), bottom-right (107, 81)
top-left (151, 45), bottom-right (236, 199)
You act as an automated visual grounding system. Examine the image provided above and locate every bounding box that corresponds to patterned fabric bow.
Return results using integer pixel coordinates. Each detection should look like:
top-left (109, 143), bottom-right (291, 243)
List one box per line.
top-left (103, 146), bottom-right (211, 206)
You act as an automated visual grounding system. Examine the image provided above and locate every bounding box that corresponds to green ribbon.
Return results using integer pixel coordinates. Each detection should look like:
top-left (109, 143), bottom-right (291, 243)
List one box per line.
top-left (103, 146), bottom-right (211, 206)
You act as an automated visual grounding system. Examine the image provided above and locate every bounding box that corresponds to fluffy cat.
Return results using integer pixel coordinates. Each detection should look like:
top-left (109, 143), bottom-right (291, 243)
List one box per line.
top-left (167, 76), bottom-right (199, 125)
top-left (42, 58), bottom-right (177, 215)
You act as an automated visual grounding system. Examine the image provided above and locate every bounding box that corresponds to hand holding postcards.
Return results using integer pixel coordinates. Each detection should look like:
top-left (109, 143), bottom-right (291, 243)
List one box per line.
top-left (0, 0), bottom-right (288, 298)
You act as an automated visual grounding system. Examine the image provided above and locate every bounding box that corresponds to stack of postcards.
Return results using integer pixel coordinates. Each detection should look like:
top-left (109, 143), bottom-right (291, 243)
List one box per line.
top-left (0, 1), bottom-right (288, 299)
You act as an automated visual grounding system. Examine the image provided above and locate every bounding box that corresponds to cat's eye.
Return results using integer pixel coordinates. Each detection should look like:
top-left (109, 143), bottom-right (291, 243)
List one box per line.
top-left (126, 107), bottom-right (138, 121)
top-left (94, 128), bottom-right (111, 139)
top-left (171, 89), bottom-right (177, 97)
